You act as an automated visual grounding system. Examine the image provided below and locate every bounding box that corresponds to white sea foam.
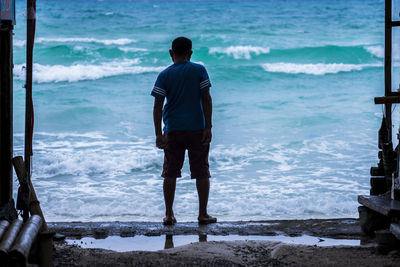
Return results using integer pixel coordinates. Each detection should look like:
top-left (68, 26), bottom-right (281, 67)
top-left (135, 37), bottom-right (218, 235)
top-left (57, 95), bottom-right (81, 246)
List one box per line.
top-left (13, 131), bottom-right (159, 179)
top-left (364, 45), bottom-right (384, 58)
top-left (119, 47), bottom-right (148, 52)
top-left (14, 40), bottom-right (26, 47)
top-left (35, 131), bottom-right (108, 139)
top-left (37, 37), bottom-right (136, 45)
top-left (365, 44), bottom-right (400, 61)
top-left (14, 130), bottom-right (372, 222)
top-left (14, 37), bottom-right (136, 47)
top-left (209, 46), bottom-right (270, 59)
top-left (193, 61), bottom-right (205, 66)
top-left (33, 141), bottom-right (159, 178)
top-left (261, 62), bottom-right (381, 75)
top-left (73, 46), bottom-right (84, 51)
top-left (14, 59), bottom-right (165, 83)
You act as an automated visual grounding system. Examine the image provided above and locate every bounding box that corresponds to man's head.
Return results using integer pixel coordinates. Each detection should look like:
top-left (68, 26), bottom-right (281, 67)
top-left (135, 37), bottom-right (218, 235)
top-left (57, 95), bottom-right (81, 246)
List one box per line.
top-left (170, 37), bottom-right (193, 63)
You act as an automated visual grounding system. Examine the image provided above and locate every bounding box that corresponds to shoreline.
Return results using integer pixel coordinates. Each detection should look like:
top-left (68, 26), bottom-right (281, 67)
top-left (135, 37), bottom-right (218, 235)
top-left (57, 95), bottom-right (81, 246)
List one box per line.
top-left (50, 218), bottom-right (400, 266)
top-left (48, 218), bottom-right (361, 239)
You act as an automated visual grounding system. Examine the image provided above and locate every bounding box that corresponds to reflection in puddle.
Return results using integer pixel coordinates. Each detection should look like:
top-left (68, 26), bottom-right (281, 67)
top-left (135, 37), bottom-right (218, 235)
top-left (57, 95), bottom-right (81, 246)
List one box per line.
top-left (66, 234), bottom-right (361, 252)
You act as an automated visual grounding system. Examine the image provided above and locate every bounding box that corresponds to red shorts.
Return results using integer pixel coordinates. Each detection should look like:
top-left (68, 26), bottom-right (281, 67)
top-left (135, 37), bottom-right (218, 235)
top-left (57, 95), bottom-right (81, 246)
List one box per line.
top-left (162, 131), bottom-right (211, 180)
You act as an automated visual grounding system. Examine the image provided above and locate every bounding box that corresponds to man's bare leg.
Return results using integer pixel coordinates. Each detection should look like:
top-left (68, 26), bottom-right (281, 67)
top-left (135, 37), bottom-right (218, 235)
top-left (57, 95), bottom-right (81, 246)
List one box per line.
top-left (163, 177), bottom-right (177, 224)
top-left (196, 178), bottom-right (216, 223)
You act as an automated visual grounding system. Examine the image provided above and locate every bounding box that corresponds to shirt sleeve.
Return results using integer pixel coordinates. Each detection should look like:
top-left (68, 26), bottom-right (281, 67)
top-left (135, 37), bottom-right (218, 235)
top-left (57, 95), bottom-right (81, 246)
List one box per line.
top-left (151, 72), bottom-right (167, 99)
top-left (199, 66), bottom-right (211, 92)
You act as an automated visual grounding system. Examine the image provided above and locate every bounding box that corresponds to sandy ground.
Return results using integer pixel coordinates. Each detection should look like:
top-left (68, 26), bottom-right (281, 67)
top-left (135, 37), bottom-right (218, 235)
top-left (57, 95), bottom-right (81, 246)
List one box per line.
top-left (50, 219), bottom-right (400, 266)
top-left (53, 240), bottom-right (400, 267)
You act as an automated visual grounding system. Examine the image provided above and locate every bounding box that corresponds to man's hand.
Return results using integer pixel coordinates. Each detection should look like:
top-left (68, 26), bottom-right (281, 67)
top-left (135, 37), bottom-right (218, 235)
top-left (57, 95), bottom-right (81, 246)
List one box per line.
top-left (202, 128), bottom-right (212, 144)
top-left (156, 134), bottom-right (168, 149)
top-left (201, 90), bottom-right (212, 145)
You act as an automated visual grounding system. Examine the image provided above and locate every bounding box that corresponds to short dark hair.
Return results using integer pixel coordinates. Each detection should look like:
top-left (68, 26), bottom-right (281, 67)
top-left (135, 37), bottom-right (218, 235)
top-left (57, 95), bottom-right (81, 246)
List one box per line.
top-left (172, 37), bottom-right (192, 56)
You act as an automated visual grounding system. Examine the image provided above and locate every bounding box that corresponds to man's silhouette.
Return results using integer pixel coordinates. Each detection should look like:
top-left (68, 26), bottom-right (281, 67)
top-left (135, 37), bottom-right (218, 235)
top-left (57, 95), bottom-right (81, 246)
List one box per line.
top-left (151, 37), bottom-right (216, 225)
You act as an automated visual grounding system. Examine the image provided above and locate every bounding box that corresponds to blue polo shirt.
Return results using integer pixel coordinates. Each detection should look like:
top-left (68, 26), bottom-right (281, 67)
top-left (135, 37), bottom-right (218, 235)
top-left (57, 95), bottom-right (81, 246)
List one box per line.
top-left (151, 61), bottom-right (211, 133)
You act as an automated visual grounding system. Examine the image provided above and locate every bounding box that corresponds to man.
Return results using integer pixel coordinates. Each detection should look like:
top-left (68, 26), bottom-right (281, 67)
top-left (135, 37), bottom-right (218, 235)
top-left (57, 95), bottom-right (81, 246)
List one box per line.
top-left (151, 37), bottom-right (216, 225)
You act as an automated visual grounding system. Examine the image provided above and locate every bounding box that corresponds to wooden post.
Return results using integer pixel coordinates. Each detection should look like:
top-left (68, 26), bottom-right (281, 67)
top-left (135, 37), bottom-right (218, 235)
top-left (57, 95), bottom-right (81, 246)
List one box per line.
top-left (25, 0), bottom-right (35, 177)
top-left (385, 0), bottom-right (393, 141)
top-left (12, 156), bottom-right (48, 232)
top-left (22, 0), bottom-right (35, 223)
top-left (0, 20), bottom-right (14, 206)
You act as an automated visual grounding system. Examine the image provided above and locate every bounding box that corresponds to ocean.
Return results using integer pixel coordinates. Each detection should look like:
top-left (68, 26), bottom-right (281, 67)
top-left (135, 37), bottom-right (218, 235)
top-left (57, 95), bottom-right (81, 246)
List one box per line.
top-left (11, 0), bottom-right (389, 222)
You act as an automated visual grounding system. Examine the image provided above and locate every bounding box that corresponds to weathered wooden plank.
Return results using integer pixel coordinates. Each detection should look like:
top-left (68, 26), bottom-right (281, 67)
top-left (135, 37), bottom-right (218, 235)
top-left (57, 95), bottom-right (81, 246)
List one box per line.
top-left (392, 21), bottom-right (400, 27)
top-left (390, 223), bottom-right (400, 240)
top-left (375, 96), bottom-right (400, 104)
top-left (358, 195), bottom-right (400, 217)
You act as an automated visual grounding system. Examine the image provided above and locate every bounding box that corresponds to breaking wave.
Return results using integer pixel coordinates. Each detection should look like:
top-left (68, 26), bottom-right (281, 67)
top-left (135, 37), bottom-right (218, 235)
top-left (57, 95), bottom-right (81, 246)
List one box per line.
top-left (36, 37), bottom-right (136, 45)
top-left (14, 59), bottom-right (164, 83)
top-left (14, 37), bottom-right (136, 47)
top-left (22, 131), bottom-right (371, 222)
top-left (261, 62), bottom-right (381, 75)
top-left (208, 44), bottom-right (385, 62)
top-left (14, 40), bottom-right (27, 47)
top-left (209, 46), bottom-right (270, 59)
top-left (119, 47), bottom-right (148, 52)
top-left (364, 45), bottom-right (384, 58)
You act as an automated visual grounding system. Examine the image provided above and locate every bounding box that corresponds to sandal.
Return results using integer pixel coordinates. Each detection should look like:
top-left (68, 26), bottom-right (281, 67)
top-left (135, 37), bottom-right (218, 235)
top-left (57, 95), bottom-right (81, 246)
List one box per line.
top-left (198, 215), bottom-right (217, 225)
top-left (163, 216), bottom-right (177, 225)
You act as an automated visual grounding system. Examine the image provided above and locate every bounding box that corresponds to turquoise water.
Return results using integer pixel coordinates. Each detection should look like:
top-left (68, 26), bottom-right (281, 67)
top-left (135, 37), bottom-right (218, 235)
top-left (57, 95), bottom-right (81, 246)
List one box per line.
top-left (11, 0), bottom-right (389, 221)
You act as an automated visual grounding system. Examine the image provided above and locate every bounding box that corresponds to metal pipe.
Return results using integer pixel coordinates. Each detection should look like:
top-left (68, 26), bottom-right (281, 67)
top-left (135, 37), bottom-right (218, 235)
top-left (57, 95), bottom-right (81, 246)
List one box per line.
top-left (0, 219), bottom-right (23, 255)
top-left (0, 220), bottom-right (10, 240)
top-left (10, 215), bottom-right (42, 265)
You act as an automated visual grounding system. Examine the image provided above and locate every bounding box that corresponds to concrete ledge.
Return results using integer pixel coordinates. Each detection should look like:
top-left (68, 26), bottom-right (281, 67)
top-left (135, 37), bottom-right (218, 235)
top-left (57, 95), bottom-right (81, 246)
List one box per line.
top-left (48, 218), bottom-right (360, 239)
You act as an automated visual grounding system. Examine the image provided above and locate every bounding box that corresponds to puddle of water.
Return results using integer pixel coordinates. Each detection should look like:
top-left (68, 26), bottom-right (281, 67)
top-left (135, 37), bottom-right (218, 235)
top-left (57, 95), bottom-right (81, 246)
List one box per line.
top-left (66, 234), bottom-right (361, 252)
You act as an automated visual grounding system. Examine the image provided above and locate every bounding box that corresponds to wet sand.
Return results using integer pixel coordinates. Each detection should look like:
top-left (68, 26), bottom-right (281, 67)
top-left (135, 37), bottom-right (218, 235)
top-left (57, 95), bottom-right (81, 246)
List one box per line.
top-left (50, 219), bottom-right (400, 266)
top-left (53, 240), bottom-right (400, 267)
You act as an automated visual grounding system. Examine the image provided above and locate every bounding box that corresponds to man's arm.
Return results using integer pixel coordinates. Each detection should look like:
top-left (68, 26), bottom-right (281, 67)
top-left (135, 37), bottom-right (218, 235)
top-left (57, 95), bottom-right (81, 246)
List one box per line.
top-left (153, 97), bottom-right (167, 149)
top-left (201, 90), bottom-right (212, 144)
